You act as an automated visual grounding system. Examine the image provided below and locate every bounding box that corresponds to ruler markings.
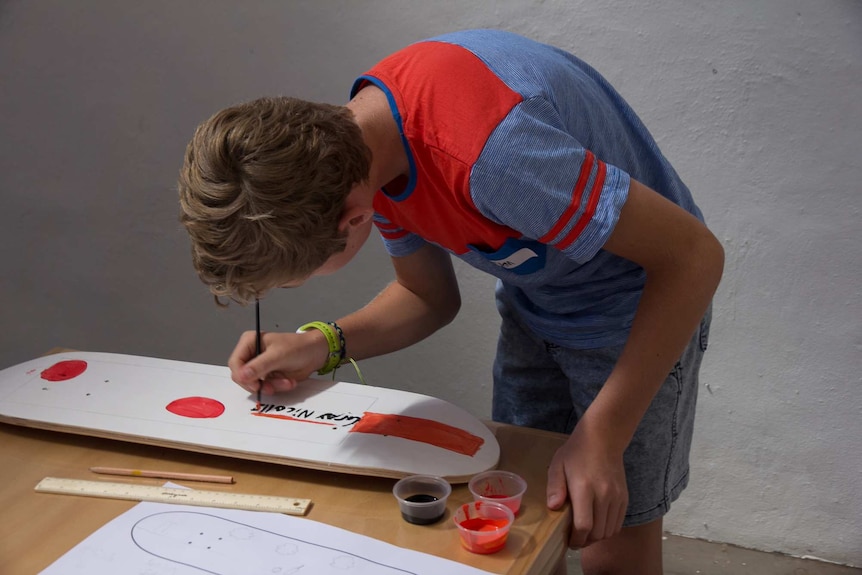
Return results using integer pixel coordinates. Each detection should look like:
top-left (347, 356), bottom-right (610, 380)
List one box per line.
top-left (35, 477), bottom-right (311, 516)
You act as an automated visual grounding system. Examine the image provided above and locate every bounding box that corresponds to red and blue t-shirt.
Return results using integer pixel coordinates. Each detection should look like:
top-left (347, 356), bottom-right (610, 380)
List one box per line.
top-left (351, 29), bottom-right (703, 348)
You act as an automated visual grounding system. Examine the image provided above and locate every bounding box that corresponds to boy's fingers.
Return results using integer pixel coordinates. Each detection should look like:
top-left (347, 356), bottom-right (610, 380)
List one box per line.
top-left (228, 331), bottom-right (258, 373)
top-left (240, 362), bottom-right (258, 382)
top-left (569, 488), bottom-right (593, 548)
top-left (615, 496), bottom-right (628, 535)
top-left (545, 456), bottom-right (568, 510)
top-left (265, 376), bottom-right (299, 393)
top-left (241, 353), bottom-right (276, 384)
top-left (590, 499), bottom-right (608, 543)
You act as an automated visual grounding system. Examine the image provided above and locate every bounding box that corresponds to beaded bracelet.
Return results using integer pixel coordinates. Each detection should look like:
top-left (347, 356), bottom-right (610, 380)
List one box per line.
top-left (326, 321), bottom-right (347, 364)
top-left (296, 321), bottom-right (342, 375)
top-left (297, 321), bottom-right (366, 385)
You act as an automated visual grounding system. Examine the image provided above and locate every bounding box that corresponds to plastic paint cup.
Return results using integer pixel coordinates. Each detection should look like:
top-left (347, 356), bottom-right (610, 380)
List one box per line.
top-left (468, 470), bottom-right (528, 514)
top-left (392, 475), bottom-right (451, 525)
top-left (453, 501), bottom-right (514, 554)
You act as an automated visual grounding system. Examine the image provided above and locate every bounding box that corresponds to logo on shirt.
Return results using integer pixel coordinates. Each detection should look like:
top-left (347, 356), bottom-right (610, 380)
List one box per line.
top-left (468, 238), bottom-right (547, 275)
top-left (491, 248), bottom-right (539, 269)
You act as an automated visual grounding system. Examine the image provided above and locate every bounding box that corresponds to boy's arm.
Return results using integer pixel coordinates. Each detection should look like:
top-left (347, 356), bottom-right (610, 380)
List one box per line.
top-left (230, 243), bottom-right (460, 392)
top-left (547, 178), bottom-right (724, 547)
top-left (335, 242), bottom-right (462, 360)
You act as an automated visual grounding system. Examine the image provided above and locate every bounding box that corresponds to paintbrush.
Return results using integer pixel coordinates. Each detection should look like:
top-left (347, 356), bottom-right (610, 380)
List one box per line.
top-left (255, 298), bottom-right (262, 409)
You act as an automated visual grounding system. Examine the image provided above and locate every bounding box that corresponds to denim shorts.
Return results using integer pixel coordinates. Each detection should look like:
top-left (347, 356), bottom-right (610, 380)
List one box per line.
top-left (492, 289), bottom-right (711, 527)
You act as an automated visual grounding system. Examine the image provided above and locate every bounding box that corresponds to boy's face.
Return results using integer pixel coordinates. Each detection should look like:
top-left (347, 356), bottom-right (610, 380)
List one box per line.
top-left (317, 215), bottom-right (374, 275)
top-left (280, 215), bottom-right (374, 288)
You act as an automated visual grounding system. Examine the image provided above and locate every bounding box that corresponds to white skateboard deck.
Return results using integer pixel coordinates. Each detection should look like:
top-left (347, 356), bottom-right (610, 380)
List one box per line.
top-left (0, 352), bottom-right (499, 482)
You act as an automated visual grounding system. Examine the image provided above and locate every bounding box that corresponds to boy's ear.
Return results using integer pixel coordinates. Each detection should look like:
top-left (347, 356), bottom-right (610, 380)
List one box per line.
top-left (338, 205), bottom-right (374, 232)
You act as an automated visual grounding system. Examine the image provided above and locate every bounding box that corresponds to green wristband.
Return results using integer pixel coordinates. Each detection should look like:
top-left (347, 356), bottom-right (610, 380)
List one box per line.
top-left (297, 321), bottom-right (342, 375)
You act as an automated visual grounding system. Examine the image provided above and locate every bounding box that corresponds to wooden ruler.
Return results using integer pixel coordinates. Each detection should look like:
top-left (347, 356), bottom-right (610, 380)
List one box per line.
top-left (35, 477), bottom-right (311, 516)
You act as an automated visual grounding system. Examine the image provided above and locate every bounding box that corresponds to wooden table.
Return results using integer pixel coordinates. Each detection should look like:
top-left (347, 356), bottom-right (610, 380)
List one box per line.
top-left (0, 366), bottom-right (571, 575)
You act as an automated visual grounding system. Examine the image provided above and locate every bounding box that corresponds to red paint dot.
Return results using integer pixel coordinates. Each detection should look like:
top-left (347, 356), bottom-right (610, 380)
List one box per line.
top-left (166, 397), bottom-right (225, 419)
top-left (41, 360), bottom-right (88, 381)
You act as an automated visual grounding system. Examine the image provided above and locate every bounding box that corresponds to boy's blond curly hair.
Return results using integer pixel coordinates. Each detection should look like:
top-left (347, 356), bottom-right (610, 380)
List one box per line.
top-left (178, 97), bottom-right (371, 304)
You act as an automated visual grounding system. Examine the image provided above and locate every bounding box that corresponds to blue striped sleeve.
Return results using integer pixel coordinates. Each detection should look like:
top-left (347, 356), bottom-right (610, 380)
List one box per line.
top-left (470, 97), bottom-right (630, 263)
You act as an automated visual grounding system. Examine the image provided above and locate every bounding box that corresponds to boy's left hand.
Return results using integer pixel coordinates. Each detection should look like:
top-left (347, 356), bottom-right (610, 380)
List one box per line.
top-left (546, 422), bottom-right (629, 548)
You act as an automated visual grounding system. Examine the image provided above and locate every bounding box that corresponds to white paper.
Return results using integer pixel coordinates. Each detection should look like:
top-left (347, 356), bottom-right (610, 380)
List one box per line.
top-left (40, 500), bottom-right (496, 575)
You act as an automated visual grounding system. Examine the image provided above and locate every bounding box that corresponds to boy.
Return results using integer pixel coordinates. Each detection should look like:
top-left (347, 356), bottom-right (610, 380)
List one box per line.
top-left (178, 29), bottom-right (723, 574)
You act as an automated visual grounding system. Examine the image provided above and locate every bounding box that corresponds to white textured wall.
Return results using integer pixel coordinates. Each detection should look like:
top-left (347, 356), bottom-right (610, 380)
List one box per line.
top-left (0, 0), bottom-right (859, 566)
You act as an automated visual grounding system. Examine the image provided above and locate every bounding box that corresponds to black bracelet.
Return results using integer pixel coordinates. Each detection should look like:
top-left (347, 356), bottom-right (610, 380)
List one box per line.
top-left (327, 321), bottom-right (347, 363)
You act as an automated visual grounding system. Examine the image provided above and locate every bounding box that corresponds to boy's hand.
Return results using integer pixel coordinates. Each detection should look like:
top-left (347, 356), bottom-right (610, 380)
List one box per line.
top-left (227, 329), bottom-right (329, 395)
top-left (546, 422), bottom-right (629, 548)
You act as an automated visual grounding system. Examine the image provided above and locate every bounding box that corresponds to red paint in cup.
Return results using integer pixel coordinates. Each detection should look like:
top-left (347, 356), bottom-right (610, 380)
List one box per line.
top-left (468, 470), bottom-right (527, 514)
top-left (453, 501), bottom-right (514, 554)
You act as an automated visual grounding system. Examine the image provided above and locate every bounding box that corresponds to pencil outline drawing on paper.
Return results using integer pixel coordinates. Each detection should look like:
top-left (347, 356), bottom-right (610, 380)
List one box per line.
top-left (131, 511), bottom-right (419, 575)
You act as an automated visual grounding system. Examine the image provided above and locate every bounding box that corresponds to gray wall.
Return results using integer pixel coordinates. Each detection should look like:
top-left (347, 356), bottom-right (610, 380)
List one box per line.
top-left (1, 0), bottom-right (859, 566)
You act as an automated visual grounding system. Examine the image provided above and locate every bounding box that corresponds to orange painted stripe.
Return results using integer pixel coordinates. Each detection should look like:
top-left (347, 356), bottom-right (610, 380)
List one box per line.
top-left (252, 412), bottom-right (333, 425)
top-left (557, 159), bottom-right (607, 250)
top-left (351, 412), bottom-right (485, 456)
top-left (539, 150), bottom-right (595, 243)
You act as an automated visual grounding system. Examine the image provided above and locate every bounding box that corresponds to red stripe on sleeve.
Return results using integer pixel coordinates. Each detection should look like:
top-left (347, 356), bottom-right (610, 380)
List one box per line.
top-left (382, 230), bottom-right (410, 240)
top-left (539, 151), bottom-right (596, 244)
top-left (556, 159), bottom-right (607, 250)
top-left (374, 223), bottom-right (410, 240)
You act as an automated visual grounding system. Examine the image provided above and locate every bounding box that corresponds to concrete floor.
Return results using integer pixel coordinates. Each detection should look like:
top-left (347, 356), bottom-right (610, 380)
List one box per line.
top-left (565, 534), bottom-right (860, 574)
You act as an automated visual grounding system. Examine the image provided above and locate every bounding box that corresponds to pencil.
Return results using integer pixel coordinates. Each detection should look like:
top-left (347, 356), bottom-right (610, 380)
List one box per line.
top-left (255, 298), bottom-right (262, 409)
top-left (90, 467), bottom-right (235, 484)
